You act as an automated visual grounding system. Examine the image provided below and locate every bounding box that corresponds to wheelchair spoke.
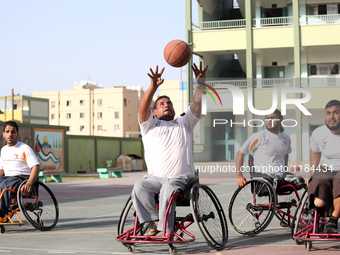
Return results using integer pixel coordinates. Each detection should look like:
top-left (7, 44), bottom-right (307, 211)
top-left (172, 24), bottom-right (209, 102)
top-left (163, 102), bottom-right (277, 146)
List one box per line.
top-left (228, 179), bottom-right (276, 236)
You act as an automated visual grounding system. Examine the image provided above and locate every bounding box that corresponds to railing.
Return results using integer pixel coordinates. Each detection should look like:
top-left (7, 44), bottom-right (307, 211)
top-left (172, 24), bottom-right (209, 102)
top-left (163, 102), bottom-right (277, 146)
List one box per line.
top-left (192, 14), bottom-right (340, 30)
top-left (204, 77), bottom-right (340, 88)
top-left (300, 14), bottom-right (340, 25)
top-left (194, 19), bottom-right (246, 30)
top-left (253, 16), bottom-right (294, 27)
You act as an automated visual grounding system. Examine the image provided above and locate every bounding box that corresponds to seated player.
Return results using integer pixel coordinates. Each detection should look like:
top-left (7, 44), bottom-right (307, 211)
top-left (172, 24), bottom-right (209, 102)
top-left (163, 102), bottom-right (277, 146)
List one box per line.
top-left (307, 100), bottom-right (340, 233)
top-left (236, 109), bottom-right (305, 189)
top-left (0, 121), bottom-right (40, 221)
top-left (131, 63), bottom-right (208, 236)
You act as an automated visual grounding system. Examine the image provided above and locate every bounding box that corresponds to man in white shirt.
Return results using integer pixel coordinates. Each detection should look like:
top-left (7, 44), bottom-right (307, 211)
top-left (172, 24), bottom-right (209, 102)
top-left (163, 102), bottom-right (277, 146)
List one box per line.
top-left (131, 63), bottom-right (207, 236)
top-left (0, 121), bottom-right (40, 220)
top-left (236, 109), bottom-right (293, 188)
top-left (307, 100), bottom-right (340, 233)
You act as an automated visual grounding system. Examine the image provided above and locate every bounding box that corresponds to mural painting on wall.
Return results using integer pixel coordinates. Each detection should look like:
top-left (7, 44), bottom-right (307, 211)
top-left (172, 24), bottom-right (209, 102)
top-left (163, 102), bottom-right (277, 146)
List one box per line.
top-left (34, 128), bottom-right (64, 173)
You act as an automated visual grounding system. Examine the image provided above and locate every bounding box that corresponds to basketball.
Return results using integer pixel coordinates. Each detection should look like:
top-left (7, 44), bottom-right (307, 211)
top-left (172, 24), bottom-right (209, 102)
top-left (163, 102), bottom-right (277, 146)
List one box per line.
top-left (164, 39), bottom-right (191, 68)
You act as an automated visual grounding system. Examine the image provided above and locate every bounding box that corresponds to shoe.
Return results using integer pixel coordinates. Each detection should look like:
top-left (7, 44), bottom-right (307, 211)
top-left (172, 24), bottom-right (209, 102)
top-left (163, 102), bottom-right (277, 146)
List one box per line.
top-left (144, 221), bottom-right (160, 236)
top-left (325, 222), bottom-right (338, 234)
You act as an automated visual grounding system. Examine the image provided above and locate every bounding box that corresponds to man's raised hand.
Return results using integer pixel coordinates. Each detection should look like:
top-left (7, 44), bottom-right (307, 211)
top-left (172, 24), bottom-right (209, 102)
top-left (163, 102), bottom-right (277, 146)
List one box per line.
top-left (148, 66), bottom-right (165, 88)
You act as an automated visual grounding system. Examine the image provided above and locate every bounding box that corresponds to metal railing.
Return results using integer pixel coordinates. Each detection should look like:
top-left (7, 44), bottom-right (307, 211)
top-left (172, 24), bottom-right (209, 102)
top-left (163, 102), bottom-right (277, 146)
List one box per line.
top-left (193, 14), bottom-right (340, 30)
top-left (300, 14), bottom-right (340, 25)
top-left (194, 19), bottom-right (246, 30)
top-left (204, 77), bottom-right (340, 89)
top-left (253, 16), bottom-right (294, 27)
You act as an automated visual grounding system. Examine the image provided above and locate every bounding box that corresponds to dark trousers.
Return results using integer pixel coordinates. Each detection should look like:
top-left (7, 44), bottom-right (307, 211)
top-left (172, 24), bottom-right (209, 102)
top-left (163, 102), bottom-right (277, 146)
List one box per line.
top-left (0, 175), bottom-right (29, 218)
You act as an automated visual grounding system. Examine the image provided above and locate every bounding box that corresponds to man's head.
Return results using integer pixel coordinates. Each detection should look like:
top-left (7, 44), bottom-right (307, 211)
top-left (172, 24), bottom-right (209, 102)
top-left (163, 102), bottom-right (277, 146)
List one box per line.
top-left (153, 95), bottom-right (175, 121)
top-left (325, 100), bottom-right (340, 132)
top-left (265, 109), bottom-right (283, 134)
top-left (2, 121), bottom-right (19, 147)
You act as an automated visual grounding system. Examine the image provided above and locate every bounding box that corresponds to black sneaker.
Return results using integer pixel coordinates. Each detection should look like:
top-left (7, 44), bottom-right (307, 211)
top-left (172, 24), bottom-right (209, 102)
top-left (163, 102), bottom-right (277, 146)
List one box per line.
top-left (325, 222), bottom-right (338, 234)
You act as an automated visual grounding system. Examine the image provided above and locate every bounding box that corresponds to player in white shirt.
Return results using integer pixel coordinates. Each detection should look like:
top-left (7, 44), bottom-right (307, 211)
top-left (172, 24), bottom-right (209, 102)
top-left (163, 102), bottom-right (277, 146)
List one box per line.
top-left (307, 100), bottom-right (340, 233)
top-left (131, 63), bottom-right (207, 236)
top-left (0, 121), bottom-right (40, 220)
top-left (236, 110), bottom-right (294, 188)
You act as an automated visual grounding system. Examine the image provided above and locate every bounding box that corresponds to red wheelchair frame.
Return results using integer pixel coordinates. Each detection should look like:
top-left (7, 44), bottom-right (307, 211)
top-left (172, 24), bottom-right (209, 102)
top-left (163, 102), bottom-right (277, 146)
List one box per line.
top-left (228, 173), bottom-right (306, 236)
top-left (116, 181), bottom-right (228, 254)
top-left (292, 190), bottom-right (340, 251)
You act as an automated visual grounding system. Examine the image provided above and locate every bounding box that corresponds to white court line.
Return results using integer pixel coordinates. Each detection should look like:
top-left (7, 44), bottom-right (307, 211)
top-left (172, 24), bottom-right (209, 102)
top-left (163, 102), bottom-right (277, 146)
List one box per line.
top-left (57, 213), bottom-right (120, 225)
top-left (0, 247), bottom-right (164, 255)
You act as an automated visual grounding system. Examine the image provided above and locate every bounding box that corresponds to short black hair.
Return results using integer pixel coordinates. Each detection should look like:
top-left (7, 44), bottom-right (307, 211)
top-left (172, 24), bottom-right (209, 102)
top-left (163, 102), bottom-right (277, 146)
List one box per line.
top-left (273, 109), bottom-right (283, 119)
top-left (3, 121), bottom-right (19, 132)
top-left (153, 95), bottom-right (171, 109)
top-left (325, 100), bottom-right (340, 109)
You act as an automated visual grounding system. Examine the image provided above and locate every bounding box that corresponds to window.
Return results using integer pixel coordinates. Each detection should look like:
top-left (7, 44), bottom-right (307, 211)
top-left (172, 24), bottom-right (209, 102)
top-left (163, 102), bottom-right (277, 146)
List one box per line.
top-left (97, 112), bottom-right (102, 119)
top-left (309, 63), bottom-right (340, 76)
top-left (124, 98), bottom-right (127, 106)
top-left (51, 114), bottom-right (55, 121)
top-left (97, 99), bottom-right (102, 107)
top-left (66, 113), bottom-right (71, 119)
top-left (97, 125), bottom-right (102, 132)
top-left (115, 111), bottom-right (119, 119)
top-left (318, 5), bottom-right (327, 15)
top-left (51, 101), bottom-right (56, 108)
top-left (80, 125), bottom-right (85, 131)
top-left (115, 124), bottom-right (120, 132)
top-left (80, 100), bottom-right (84, 106)
top-left (67, 100), bottom-right (71, 106)
top-left (66, 126), bottom-right (71, 131)
top-left (80, 112), bottom-right (85, 118)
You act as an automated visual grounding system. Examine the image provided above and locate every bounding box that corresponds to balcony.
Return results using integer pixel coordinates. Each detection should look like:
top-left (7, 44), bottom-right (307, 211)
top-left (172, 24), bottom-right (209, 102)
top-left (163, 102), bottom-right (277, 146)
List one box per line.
top-left (192, 14), bottom-right (340, 30)
top-left (203, 77), bottom-right (340, 89)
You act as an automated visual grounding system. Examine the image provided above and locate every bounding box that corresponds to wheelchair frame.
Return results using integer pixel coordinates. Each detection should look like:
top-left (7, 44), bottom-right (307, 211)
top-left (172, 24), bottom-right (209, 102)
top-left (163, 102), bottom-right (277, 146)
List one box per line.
top-left (292, 190), bottom-right (340, 251)
top-left (116, 182), bottom-right (228, 255)
top-left (228, 174), bottom-right (306, 236)
top-left (0, 179), bottom-right (59, 233)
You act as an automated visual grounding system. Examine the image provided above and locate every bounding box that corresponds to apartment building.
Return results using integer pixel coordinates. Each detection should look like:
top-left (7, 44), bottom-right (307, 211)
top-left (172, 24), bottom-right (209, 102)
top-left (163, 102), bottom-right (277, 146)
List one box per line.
top-left (33, 81), bottom-right (142, 137)
top-left (0, 95), bottom-right (49, 124)
top-left (186, 0), bottom-right (340, 162)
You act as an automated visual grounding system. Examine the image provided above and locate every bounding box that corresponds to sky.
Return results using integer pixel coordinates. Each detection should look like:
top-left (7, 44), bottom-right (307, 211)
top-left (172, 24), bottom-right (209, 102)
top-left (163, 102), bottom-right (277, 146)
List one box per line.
top-left (0, 0), bottom-right (198, 97)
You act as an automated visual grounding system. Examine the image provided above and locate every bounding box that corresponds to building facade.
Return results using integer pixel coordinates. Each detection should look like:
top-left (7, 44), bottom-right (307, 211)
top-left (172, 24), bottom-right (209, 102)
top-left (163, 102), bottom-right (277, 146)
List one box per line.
top-left (186, 0), bottom-right (340, 163)
top-left (0, 95), bottom-right (49, 125)
top-left (33, 81), bottom-right (143, 137)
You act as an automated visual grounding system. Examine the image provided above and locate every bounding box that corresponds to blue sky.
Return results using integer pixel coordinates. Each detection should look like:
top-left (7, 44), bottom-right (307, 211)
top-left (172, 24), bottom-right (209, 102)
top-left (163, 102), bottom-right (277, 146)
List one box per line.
top-left (0, 0), bottom-right (198, 97)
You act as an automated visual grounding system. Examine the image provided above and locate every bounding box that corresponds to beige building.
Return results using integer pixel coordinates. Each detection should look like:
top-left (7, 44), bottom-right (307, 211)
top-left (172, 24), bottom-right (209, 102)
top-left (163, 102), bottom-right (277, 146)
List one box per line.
top-left (33, 81), bottom-right (143, 137)
top-left (0, 95), bottom-right (49, 124)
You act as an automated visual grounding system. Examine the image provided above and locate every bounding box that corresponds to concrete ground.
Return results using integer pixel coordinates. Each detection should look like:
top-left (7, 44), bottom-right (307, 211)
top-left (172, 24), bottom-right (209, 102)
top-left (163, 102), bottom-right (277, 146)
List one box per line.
top-left (0, 170), bottom-right (339, 255)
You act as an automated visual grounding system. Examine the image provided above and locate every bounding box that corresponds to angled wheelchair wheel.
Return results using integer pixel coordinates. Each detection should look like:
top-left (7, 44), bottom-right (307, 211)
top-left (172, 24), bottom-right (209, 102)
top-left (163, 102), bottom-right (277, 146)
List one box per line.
top-left (291, 191), bottom-right (314, 244)
top-left (17, 180), bottom-right (59, 231)
top-left (228, 179), bottom-right (276, 236)
top-left (275, 186), bottom-right (306, 226)
top-left (190, 183), bottom-right (228, 250)
top-left (117, 196), bottom-right (148, 237)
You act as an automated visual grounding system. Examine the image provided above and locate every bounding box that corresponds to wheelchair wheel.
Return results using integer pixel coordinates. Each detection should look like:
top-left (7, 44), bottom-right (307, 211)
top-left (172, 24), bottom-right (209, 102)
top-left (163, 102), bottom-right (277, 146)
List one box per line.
top-left (228, 179), bottom-right (276, 236)
top-left (190, 183), bottom-right (228, 250)
top-left (117, 196), bottom-right (148, 237)
top-left (274, 186), bottom-right (306, 226)
top-left (291, 191), bottom-right (314, 244)
top-left (17, 180), bottom-right (59, 231)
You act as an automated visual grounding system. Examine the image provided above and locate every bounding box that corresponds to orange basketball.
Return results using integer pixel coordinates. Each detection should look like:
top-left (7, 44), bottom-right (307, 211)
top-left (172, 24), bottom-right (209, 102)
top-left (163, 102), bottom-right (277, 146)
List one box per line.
top-left (164, 40), bottom-right (191, 68)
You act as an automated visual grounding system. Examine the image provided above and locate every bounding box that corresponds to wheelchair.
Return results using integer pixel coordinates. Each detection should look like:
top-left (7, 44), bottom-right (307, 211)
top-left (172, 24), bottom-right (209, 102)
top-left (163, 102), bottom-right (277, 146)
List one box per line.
top-left (292, 189), bottom-right (340, 251)
top-left (0, 179), bottom-right (59, 233)
top-left (228, 157), bottom-right (306, 236)
top-left (116, 177), bottom-right (228, 254)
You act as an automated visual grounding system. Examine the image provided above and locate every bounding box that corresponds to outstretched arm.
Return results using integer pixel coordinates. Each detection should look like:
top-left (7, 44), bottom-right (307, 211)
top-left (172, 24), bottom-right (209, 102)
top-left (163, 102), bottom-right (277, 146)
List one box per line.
top-left (190, 62), bottom-right (208, 118)
top-left (20, 165), bottom-right (40, 194)
top-left (139, 66), bottom-right (165, 124)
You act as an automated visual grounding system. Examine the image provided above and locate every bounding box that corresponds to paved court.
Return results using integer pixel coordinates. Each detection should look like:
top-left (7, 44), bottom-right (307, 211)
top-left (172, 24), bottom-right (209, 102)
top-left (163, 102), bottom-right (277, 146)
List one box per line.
top-left (0, 171), bottom-right (339, 255)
